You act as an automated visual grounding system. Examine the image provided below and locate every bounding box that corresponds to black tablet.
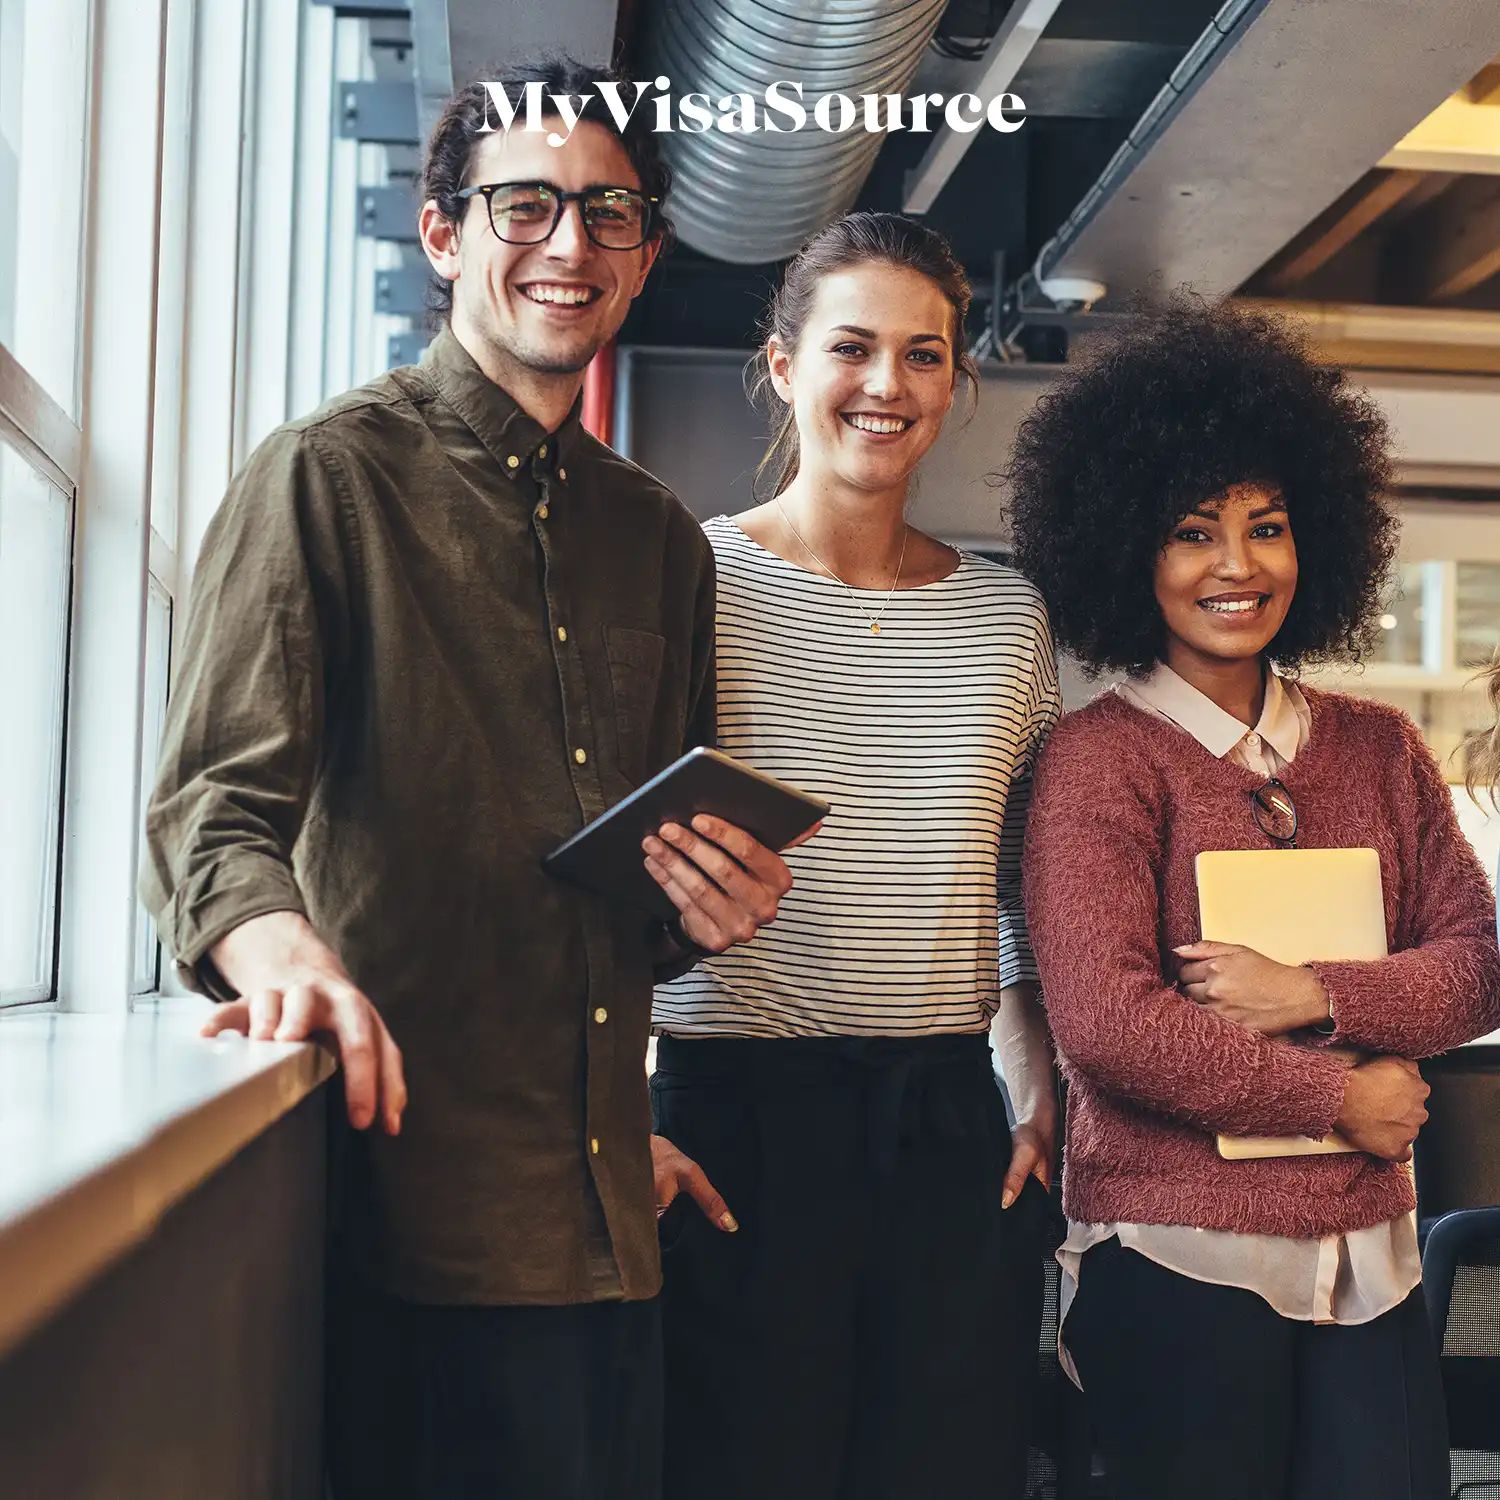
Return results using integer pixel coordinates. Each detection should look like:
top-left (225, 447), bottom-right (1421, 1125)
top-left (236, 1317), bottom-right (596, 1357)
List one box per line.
top-left (542, 747), bottom-right (830, 918)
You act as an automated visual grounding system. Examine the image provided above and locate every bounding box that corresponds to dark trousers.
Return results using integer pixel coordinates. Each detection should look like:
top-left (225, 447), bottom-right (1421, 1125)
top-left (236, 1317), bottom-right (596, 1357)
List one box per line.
top-left (1066, 1238), bottom-right (1449, 1500)
top-left (652, 1032), bottom-right (1046, 1500)
top-left (324, 1269), bottom-right (663, 1500)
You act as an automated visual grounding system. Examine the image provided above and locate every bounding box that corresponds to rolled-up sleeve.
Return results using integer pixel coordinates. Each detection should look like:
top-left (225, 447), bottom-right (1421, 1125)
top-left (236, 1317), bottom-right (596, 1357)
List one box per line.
top-left (140, 425), bottom-right (356, 994)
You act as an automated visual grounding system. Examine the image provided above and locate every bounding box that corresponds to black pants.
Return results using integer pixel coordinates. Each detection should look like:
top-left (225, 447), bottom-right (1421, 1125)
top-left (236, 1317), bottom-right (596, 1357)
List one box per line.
top-left (1067, 1238), bottom-right (1449, 1500)
top-left (652, 1032), bottom-right (1046, 1500)
top-left (324, 1269), bottom-right (663, 1500)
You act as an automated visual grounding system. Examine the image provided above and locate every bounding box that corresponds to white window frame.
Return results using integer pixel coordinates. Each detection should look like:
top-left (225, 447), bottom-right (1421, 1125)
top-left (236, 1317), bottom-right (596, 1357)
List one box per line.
top-left (55, 0), bottom-right (171, 1013)
top-left (0, 347), bottom-right (81, 1009)
top-left (288, 0), bottom-right (336, 418)
top-left (12, 0), bottom-right (414, 1013)
top-left (0, 0), bottom-right (92, 1008)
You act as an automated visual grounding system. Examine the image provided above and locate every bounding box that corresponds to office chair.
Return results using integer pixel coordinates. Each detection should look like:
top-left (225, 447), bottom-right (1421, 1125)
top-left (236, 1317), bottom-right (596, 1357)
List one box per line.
top-left (1421, 1209), bottom-right (1500, 1498)
top-left (1415, 1047), bottom-right (1500, 1498)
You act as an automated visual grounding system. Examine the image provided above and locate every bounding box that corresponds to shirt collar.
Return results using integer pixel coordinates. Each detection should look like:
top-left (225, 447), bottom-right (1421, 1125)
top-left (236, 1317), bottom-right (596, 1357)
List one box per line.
top-left (420, 323), bottom-right (582, 482)
top-left (1256, 670), bottom-right (1307, 765)
top-left (1121, 662), bottom-right (1305, 763)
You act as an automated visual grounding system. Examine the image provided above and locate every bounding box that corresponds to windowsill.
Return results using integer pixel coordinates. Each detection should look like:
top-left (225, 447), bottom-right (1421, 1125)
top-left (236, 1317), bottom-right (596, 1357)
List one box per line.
top-left (0, 997), bottom-right (334, 1360)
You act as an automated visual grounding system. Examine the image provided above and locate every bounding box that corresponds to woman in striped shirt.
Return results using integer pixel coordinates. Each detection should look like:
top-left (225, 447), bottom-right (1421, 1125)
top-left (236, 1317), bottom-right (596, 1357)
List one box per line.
top-left (643, 213), bottom-right (1059, 1500)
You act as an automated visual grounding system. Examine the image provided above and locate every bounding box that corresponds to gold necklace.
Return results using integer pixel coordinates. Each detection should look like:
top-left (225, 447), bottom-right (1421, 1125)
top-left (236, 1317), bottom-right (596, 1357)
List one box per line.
top-left (774, 500), bottom-right (908, 635)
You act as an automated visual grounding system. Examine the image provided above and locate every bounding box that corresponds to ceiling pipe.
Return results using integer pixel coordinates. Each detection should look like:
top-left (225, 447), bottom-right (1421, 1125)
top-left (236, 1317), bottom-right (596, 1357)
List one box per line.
top-left (639, 0), bottom-right (948, 263)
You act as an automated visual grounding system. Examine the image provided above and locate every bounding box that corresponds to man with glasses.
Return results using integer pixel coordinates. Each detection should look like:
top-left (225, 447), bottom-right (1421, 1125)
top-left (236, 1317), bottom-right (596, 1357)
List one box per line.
top-left (143, 58), bottom-right (792, 1500)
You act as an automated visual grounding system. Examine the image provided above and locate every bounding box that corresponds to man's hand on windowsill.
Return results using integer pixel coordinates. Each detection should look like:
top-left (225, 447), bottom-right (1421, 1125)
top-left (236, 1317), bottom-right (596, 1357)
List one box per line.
top-left (204, 911), bottom-right (406, 1134)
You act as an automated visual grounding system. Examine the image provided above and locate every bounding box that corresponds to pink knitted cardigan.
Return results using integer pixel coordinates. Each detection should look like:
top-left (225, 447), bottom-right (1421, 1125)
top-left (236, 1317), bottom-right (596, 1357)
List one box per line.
top-left (1023, 685), bottom-right (1500, 1238)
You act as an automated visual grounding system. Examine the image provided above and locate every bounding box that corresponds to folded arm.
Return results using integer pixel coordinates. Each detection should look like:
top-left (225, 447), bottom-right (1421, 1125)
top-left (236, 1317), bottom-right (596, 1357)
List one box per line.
top-left (1309, 719), bottom-right (1500, 1058)
top-left (1022, 730), bottom-right (1347, 1139)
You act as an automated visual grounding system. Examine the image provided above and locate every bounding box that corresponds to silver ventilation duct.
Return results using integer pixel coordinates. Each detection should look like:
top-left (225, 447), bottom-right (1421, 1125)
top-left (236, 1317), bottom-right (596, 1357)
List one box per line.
top-left (641, 0), bottom-right (949, 264)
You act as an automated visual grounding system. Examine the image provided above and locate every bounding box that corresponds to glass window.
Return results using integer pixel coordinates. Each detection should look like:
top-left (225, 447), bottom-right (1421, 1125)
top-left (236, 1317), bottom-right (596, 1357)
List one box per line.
top-left (1455, 562), bottom-right (1500, 671)
top-left (0, 437), bottom-right (72, 1003)
top-left (0, 0), bottom-right (90, 416)
top-left (1371, 560), bottom-right (1427, 668)
top-left (149, 0), bottom-right (196, 549)
top-left (133, 577), bottom-right (172, 994)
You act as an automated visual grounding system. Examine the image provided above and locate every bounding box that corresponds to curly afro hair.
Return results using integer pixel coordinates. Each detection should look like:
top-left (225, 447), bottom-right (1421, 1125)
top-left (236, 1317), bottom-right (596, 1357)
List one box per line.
top-left (1006, 296), bottom-right (1398, 677)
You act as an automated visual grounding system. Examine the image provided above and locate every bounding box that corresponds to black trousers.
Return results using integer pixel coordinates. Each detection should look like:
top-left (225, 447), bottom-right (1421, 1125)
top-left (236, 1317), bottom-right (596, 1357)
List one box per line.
top-left (1066, 1238), bottom-right (1449, 1500)
top-left (324, 1269), bottom-right (663, 1500)
top-left (652, 1032), bottom-right (1046, 1500)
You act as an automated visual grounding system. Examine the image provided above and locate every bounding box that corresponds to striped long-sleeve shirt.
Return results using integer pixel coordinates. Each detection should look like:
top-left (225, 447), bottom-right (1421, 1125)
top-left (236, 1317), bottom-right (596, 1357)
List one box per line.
top-left (653, 515), bottom-right (1060, 1038)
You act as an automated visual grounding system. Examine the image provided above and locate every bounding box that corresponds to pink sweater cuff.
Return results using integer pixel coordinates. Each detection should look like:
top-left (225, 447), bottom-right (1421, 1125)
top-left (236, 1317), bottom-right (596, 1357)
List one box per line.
top-left (1246, 1040), bottom-right (1347, 1139)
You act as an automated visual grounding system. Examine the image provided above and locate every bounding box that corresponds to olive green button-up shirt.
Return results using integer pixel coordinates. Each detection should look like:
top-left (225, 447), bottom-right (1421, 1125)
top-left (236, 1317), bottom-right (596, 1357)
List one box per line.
top-left (142, 325), bottom-right (715, 1304)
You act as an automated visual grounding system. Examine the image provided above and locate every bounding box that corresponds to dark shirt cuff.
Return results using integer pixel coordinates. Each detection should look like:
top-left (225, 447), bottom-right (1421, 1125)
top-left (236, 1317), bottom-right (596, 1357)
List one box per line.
top-left (650, 916), bottom-right (712, 984)
top-left (165, 860), bottom-right (309, 1000)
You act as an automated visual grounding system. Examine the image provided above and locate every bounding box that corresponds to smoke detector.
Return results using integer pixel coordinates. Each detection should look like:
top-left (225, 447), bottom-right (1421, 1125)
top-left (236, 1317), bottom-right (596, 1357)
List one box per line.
top-left (1034, 275), bottom-right (1108, 311)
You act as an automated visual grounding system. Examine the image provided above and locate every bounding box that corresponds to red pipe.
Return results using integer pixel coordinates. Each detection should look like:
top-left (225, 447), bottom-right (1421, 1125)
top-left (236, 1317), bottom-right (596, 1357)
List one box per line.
top-left (582, 342), bottom-right (616, 447)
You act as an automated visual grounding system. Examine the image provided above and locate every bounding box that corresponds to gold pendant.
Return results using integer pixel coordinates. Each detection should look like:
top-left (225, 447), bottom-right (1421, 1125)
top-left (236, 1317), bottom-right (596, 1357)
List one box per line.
top-left (870, 621), bottom-right (881, 635)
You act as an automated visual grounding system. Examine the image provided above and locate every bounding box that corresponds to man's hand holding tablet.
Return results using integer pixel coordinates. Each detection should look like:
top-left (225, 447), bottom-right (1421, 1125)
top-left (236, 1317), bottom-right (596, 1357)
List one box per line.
top-left (542, 747), bottom-right (828, 953)
top-left (642, 810), bottom-right (822, 955)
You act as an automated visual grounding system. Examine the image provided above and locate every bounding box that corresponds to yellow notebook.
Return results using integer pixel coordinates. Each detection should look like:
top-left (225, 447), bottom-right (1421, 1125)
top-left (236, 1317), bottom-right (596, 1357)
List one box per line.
top-left (1194, 848), bottom-right (1387, 1160)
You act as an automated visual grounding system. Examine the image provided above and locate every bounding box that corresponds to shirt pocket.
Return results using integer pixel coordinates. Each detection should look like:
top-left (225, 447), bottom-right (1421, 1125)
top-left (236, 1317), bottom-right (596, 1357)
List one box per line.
top-left (606, 625), bottom-right (665, 785)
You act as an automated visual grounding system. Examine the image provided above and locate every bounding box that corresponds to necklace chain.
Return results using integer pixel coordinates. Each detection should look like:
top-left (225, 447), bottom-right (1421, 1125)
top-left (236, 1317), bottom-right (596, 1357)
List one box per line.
top-left (774, 500), bottom-right (908, 636)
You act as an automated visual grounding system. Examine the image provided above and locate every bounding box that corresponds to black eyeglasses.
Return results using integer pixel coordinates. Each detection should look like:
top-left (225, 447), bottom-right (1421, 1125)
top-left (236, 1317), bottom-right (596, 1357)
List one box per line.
top-left (1250, 777), bottom-right (1298, 848)
top-left (455, 181), bottom-right (657, 250)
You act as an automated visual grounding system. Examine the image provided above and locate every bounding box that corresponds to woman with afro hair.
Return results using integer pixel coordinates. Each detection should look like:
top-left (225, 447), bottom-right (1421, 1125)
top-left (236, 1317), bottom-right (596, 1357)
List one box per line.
top-left (1011, 297), bottom-right (1500, 1500)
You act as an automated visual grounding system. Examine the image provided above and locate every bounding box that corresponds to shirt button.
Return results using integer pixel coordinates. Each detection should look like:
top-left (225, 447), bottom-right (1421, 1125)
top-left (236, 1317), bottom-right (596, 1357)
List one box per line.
top-left (506, 455), bottom-right (519, 470)
top-left (538, 442), bottom-right (548, 459)
top-left (1247, 733), bottom-right (1261, 748)
top-left (590, 1137), bottom-right (600, 1155)
top-left (594, 1007), bottom-right (608, 1024)
top-left (558, 467), bottom-right (567, 482)
top-left (556, 625), bottom-right (568, 643)
top-left (536, 503), bottom-right (549, 521)
top-left (574, 747), bottom-right (588, 765)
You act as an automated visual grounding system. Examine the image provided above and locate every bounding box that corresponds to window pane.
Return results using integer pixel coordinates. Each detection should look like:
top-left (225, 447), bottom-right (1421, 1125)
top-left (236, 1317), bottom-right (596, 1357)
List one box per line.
top-left (1371, 559), bottom-right (1427, 667)
top-left (0, 438), bottom-right (71, 1002)
top-left (149, 0), bottom-right (194, 546)
top-left (133, 577), bottom-right (172, 994)
top-left (1456, 562), bottom-right (1500, 671)
top-left (0, 0), bottom-right (89, 416)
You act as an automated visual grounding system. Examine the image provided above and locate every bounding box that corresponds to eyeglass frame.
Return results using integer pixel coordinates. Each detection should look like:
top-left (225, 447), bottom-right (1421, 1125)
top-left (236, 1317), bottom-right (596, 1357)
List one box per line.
top-left (454, 180), bottom-right (660, 251)
top-left (1249, 776), bottom-right (1299, 848)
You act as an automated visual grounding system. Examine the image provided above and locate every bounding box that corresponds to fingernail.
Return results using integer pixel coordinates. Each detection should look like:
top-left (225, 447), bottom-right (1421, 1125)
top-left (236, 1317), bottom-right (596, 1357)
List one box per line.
top-left (1002, 1188), bottom-right (1016, 1210)
top-left (719, 1211), bottom-right (739, 1232)
top-left (662, 826), bottom-right (682, 844)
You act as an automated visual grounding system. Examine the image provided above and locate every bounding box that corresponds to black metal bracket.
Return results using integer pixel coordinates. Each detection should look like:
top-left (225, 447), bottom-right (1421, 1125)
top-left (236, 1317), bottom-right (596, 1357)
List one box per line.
top-left (357, 185), bottom-right (419, 242)
top-left (375, 266), bottom-right (429, 318)
top-left (312, 0), bottom-right (410, 17)
top-left (388, 331), bottom-right (429, 368)
top-left (970, 256), bottom-right (1133, 365)
top-left (338, 81), bottom-right (419, 146)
